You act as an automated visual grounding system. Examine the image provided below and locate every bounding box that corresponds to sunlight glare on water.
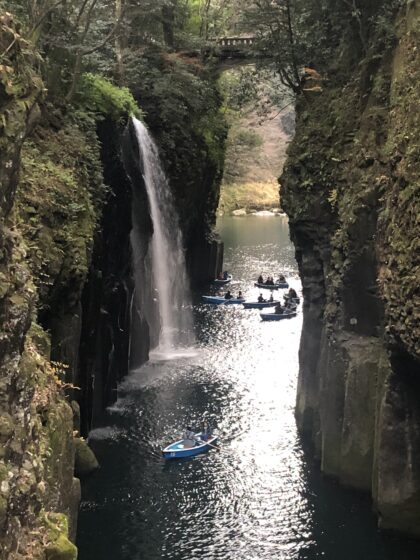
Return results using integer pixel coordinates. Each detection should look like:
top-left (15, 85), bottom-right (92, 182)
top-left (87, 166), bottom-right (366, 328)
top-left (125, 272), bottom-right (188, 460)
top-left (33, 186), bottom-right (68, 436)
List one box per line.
top-left (77, 216), bottom-right (420, 560)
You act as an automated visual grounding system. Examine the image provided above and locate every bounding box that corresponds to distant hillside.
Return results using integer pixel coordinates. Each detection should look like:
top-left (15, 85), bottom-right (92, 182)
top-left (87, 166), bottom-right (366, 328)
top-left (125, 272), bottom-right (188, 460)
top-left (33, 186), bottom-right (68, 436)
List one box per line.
top-left (219, 105), bottom-right (294, 214)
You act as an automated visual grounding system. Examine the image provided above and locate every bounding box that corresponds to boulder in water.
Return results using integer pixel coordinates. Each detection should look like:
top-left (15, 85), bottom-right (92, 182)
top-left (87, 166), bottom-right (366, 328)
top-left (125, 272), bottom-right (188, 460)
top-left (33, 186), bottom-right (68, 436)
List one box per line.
top-left (232, 208), bottom-right (247, 216)
top-left (74, 438), bottom-right (99, 477)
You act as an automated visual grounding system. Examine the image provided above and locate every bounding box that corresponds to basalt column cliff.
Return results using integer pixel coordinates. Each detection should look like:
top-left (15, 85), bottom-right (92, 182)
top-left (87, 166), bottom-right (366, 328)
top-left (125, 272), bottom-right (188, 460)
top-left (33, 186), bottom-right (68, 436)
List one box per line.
top-left (282, 0), bottom-right (419, 536)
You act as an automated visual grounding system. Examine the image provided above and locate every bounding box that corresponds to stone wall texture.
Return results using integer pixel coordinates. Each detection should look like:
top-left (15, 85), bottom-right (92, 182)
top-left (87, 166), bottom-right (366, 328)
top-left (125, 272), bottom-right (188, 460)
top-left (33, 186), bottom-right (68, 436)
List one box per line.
top-left (282, 0), bottom-right (420, 536)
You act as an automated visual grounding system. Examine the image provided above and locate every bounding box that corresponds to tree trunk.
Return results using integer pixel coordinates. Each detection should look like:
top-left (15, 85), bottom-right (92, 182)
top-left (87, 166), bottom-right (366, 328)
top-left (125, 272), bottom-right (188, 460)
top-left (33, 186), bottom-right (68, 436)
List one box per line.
top-left (162, 1), bottom-right (176, 48)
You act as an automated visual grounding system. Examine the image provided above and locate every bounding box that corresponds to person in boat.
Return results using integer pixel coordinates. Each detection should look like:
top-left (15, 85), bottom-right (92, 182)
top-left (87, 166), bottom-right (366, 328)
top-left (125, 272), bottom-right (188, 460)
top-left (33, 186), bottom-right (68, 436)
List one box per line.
top-left (224, 290), bottom-right (233, 300)
top-left (268, 277), bottom-right (275, 285)
top-left (238, 291), bottom-right (243, 299)
top-left (269, 293), bottom-right (274, 303)
top-left (285, 299), bottom-right (294, 310)
top-left (288, 287), bottom-right (298, 299)
top-left (277, 274), bottom-right (286, 283)
top-left (258, 293), bottom-right (265, 303)
top-left (223, 271), bottom-right (229, 280)
top-left (275, 302), bottom-right (284, 314)
top-left (257, 273), bottom-right (264, 284)
top-left (183, 426), bottom-right (196, 447)
top-left (200, 420), bottom-right (212, 441)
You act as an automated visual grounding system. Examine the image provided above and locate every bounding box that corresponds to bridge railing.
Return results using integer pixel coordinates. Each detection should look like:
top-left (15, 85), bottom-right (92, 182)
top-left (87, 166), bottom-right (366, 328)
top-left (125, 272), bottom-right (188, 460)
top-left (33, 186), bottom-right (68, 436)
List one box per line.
top-left (217, 36), bottom-right (255, 48)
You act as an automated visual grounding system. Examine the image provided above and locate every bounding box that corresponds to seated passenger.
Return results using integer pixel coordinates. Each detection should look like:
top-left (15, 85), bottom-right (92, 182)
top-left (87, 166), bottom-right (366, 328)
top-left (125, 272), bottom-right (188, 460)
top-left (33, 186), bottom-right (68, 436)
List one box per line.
top-left (275, 303), bottom-right (284, 314)
top-left (288, 288), bottom-right (297, 299)
top-left (224, 290), bottom-right (233, 299)
top-left (183, 426), bottom-right (196, 447)
top-left (268, 277), bottom-right (274, 285)
top-left (223, 271), bottom-right (229, 280)
top-left (258, 274), bottom-right (264, 284)
top-left (278, 274), bottom-right (286, 283)
top-left (200, 421), bottom-right (208, 441)
top-left (258, 293), bottom-right (265, 303)
top-left (269, 293), bottom-right (274, 302)
top-left (238, 291), bottom-right (243, 299)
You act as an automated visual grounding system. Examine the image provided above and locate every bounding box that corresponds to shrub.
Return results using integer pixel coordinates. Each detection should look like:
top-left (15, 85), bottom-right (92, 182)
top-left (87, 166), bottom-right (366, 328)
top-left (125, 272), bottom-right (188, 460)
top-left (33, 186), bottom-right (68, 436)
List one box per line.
top-left (76, 73), bottom-right (142, 121)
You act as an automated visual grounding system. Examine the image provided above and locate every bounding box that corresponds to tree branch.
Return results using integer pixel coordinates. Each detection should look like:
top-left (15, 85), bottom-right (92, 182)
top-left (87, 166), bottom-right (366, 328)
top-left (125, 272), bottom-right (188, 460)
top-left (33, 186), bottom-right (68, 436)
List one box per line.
top-left (29, 0), bottom-right (67, 39)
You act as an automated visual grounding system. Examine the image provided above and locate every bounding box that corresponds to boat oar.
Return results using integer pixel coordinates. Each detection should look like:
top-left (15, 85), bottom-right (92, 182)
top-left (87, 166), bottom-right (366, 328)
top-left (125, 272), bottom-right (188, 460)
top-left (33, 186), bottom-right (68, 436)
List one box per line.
top-left (205, 441), bottom-right (221, 451)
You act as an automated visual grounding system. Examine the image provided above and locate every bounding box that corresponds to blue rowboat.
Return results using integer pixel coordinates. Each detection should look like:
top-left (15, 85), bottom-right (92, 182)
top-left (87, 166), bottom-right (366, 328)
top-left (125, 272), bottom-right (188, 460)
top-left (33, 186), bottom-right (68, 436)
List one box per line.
top-left (260, 311), bottom-right (297, 321)
top-left (213, 274), bottom-right (232, 286)
top-left (254, 282), bottom-right (289, 290)
top-left (162, 434), bottom-right (218, 459)
top-left (202, 296), bottom-right (245, 305)
top-left (243, 301), bottom-right (279, 309)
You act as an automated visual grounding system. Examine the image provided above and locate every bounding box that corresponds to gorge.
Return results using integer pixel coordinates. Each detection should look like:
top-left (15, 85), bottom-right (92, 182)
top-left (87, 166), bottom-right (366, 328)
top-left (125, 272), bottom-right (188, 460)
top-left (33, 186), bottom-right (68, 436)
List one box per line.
top-left (0, 0), bottom-right (419, 558)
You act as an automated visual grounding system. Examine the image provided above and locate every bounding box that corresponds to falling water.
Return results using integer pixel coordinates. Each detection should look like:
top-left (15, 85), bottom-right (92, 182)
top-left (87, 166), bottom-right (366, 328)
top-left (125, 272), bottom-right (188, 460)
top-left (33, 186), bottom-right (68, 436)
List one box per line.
top-left (130, 117), bottom-right (194, 357)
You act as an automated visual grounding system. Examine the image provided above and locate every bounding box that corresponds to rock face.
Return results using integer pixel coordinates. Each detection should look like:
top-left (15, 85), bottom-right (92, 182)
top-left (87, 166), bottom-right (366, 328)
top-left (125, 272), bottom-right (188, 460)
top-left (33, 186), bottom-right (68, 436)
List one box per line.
top-left (128, 54), bottom-right (227, 286)
top-left (0, 14), bottom-right (227, 556)
top-left (282, 1), bottom-right (420, 536)
top-left (0, 16), bottom-right (78, 558)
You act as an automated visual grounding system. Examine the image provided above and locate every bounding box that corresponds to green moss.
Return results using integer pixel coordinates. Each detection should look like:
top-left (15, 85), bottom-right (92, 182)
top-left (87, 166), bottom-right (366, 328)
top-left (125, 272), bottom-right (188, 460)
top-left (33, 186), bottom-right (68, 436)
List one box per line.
top-left (46, 534), bottom-right (77, 560)
top-left (76, 73), bottom-right (142, 121)
top-left (43, 401), bottom-right (74, 494)
top-left (15, 116), bottom-right (104, 312)
top-left (44, 513), bottom-right (77, 560)
top-left (28, 321), bottom-right (51, 358)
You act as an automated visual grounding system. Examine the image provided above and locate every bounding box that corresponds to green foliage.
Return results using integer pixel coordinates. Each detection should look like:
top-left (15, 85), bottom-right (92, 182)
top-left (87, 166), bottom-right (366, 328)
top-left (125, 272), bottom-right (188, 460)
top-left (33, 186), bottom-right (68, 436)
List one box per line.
top-left (125, 50), bottom-right (227, 237)
top-left (218, 68), bottom-right (259, 114)
top-left (15, 116), bottom-right (105, 314)
top-left (76, 73), bottom-right (142, 121)
top-left (43, 513), bottom-right (77, 560)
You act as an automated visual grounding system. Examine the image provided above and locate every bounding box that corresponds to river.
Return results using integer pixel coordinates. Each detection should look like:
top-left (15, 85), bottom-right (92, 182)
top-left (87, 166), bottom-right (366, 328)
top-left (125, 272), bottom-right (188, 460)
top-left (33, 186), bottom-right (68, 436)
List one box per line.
top-left (77, 216), bottom-right (420, 560)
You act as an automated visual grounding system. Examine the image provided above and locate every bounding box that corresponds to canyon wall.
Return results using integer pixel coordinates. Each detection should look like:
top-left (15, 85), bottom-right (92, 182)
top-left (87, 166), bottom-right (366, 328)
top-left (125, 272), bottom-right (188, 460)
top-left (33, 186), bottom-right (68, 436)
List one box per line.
top-left (282, 0), bottom-right (419, 536)
top-left (0, 16), bottom-right (226, 558)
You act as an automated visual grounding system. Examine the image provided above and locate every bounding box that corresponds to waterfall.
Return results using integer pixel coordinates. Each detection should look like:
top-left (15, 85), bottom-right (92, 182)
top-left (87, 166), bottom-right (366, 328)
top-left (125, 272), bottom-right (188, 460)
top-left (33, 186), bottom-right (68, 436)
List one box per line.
top-left (129, 117), bottom-right (194, 358)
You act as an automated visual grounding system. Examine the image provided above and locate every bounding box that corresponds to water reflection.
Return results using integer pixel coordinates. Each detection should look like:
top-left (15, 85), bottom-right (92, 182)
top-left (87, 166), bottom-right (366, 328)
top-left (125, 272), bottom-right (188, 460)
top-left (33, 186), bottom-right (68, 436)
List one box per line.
top-left (78, 216), bottom-right (420, 560)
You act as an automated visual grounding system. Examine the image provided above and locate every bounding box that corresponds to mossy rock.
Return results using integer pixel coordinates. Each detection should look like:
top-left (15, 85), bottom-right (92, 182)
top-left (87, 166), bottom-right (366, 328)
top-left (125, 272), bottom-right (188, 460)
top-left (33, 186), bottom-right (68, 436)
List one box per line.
top-left (46, 534), bottom-right (77, 560)
top-left (43, 513), bottom-right (77, 560)
top-left (74, 438), bottom-right (99, 477)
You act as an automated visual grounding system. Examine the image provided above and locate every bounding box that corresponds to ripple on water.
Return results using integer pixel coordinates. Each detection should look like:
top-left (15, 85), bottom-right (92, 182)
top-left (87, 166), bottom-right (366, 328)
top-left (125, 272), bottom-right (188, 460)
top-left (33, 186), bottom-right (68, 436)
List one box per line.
top-left (77, 217), bottom-right (420, 560)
